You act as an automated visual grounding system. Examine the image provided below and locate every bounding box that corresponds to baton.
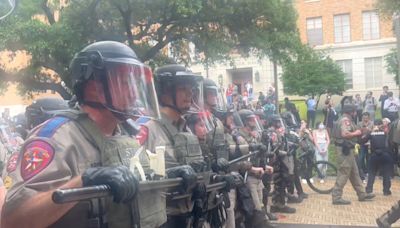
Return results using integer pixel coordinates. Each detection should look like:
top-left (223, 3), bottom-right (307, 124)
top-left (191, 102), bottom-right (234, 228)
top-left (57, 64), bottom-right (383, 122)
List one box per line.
top-left (228, 150), bottom-right (260, 165)
top-left (53, 176), bottom-right (204, 204)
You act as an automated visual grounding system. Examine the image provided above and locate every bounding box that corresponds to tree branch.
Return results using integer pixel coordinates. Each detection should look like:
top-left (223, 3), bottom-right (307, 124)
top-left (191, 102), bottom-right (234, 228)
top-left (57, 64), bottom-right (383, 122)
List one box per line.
top-left (41, 0), bottom-right (55, 25)
top-left (111, 0), bottom-right (134, 47)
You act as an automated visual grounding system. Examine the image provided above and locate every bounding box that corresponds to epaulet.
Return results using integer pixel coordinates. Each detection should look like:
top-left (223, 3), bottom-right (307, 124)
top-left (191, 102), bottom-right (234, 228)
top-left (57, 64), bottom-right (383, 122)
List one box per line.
top-left (136, 116), bottom-right (151, 125)
top-left (36, 116), bottom-right (70, 138)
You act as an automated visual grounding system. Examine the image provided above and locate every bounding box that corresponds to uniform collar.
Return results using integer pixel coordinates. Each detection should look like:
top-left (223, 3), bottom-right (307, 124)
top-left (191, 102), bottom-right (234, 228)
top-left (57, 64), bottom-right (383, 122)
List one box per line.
top-left (160, 112), bottom-right (186, 131)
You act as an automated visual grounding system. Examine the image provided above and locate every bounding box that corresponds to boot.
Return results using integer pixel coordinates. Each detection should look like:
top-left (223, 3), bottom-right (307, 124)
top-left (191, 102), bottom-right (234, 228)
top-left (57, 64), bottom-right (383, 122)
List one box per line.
top-left (377, 202), bottom-right (400, 228)
top-left (332, 198), bottom-right (351, 205)
top-left (358, 193), bottom-right (375, 201)
top-left (298, 192), bottom-right (308, 199)
top-left (287, 194), bottom-right (302, 204)
top-left (267, 212), bottom-right (278, 221)
top-left (247, 210), bottom-right (276, 228)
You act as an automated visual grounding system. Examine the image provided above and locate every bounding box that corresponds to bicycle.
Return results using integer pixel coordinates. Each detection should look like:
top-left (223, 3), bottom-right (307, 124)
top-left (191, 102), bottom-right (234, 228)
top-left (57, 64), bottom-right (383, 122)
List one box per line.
top-left (294, 130), bottom-right (337, 194)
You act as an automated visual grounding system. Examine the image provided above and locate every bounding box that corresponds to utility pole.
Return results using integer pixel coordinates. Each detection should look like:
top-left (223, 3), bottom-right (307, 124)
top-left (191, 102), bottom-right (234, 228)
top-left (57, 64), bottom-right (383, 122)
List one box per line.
top-left (273, 60), bottom-right (279, 113)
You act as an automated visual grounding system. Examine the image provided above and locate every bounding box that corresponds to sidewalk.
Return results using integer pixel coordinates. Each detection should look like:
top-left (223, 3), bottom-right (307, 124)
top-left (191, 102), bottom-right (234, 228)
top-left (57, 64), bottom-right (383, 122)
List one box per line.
top-left (273, 177), bottom-right (400, 227)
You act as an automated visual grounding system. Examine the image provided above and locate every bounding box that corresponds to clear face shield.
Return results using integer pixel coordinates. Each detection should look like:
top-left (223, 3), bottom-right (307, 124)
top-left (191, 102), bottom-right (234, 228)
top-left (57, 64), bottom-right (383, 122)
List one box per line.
top-left (93, 58), bottom-right (160, 120)
top-left (205, 86), bottom-right (227, 112)
top-left (245, 115), bottom-right (263, 132)
top-left (226, 111), bottom-right (244, 130)
top-left (283, 112), bottom-right (298, 128)
top-left (174, 76), bottom-right (203, 114)
top-left (186, 111), bottom-right (213, 140)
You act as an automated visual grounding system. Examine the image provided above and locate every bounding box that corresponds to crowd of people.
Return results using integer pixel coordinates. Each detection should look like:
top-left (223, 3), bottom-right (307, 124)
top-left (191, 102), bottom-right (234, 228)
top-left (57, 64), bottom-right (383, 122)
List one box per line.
top-left (0, 40), bottom-right (399, 228)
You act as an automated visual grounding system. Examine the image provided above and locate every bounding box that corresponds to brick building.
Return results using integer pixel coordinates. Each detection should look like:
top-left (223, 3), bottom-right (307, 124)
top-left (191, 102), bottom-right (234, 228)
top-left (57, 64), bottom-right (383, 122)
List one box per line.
top-left (296, 0), bottom-right (397, 96)
top-left (190, 0), bottom-right (397, 102)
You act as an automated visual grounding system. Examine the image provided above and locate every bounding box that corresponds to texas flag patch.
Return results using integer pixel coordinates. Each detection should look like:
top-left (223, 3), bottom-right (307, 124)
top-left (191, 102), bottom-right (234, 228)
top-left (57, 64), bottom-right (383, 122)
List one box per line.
top-left (21, 140), bottom-right (55, 181)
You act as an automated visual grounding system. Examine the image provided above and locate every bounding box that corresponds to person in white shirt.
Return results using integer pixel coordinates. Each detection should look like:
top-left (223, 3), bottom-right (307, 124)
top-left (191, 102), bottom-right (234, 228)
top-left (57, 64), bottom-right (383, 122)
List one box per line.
top-left (313, 122), bottom-right (330, 183)
top-left (383, 91), bottom-right (399, 122)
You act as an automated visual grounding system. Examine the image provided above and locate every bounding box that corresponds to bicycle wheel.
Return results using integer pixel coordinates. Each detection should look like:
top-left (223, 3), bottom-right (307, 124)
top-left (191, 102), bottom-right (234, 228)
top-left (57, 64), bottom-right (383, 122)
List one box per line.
top-left (306, 161), bottom-right (337, 194)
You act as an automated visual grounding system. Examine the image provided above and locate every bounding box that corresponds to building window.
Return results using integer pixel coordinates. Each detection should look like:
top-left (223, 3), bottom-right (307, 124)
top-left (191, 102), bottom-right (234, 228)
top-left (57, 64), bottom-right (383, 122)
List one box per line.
top-left (306, 17), bottom-right (323, 46)
top-left (334, 14), bottom-right (351, 43)
top-left (364, 57), bottom-right (382, 88)
top-left (363, 11), bottom-right (380, 40)
top-left (336, 60), bottom-right (353, 90)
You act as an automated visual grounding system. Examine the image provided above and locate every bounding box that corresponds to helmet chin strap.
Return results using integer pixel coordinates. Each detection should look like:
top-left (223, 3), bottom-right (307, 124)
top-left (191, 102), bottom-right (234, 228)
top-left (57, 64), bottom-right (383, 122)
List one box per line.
top-left (82, 100), bottom-right (129, 121)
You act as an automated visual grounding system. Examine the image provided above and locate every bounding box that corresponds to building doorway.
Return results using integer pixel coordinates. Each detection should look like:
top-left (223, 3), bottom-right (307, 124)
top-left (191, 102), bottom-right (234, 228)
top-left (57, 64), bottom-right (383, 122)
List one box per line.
top-left (227, 67), bottom-right (253, 95)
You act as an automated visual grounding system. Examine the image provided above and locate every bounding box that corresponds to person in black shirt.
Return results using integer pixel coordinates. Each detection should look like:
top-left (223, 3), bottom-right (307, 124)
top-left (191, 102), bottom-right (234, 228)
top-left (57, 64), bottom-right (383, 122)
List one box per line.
top-left (364, 119), bottom-right (393, 196)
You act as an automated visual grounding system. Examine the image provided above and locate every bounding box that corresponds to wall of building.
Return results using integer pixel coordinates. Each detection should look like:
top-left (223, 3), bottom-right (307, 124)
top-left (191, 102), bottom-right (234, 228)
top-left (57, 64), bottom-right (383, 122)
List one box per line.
top-left (295, 0), bottom-right (394, 45)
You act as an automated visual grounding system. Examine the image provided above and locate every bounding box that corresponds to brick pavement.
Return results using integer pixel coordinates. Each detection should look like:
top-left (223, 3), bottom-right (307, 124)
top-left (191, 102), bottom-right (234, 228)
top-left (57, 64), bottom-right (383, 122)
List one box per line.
top-left (272, 177), bottom-right (400, 227)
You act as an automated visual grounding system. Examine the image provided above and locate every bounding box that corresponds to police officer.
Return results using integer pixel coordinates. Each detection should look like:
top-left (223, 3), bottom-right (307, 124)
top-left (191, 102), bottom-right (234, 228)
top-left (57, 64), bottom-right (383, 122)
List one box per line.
top-left (267, 115), bottom-right (296, 213)
top-left (363, 119), bottom-right (393, 195)
top-left (2, 41), bottom-right (161, 228)
top-left (237, 110), bottom-right (268, 211)
top-left (25, 97), bottom-right (69, 130)
top-left (140, 64), bottom-right (206, 227)
top-left (331, 104), bottom-right (375, 205)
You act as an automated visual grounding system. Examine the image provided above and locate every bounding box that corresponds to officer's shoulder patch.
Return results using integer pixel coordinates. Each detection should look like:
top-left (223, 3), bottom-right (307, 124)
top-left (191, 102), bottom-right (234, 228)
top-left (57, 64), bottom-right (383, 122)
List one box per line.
top-left (20, 140), bottom-right (55, 181)
top-left (36, 116), bottom-right (70, 138)
top-left (136, 116), bottom-right (151, 125)
top-left (6, 152), bottom-right (20, 173)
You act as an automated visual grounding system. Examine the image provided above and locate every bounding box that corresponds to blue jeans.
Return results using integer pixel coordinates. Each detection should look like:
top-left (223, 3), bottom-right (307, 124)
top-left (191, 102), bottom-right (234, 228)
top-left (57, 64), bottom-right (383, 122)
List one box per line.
top-left (357, 145), bottom-right (369, 180)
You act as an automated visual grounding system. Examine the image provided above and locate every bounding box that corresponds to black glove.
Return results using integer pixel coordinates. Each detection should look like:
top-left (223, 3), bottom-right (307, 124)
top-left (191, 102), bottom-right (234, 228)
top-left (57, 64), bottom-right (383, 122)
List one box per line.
top-left (211, 158), bottom-right (230, 173)
top-left (189, 160), bottom-right (208, 173)
top-left (214, 174), bottom-right (236, 191)
top-left (166, 165), bottom-right (197, 192)
top-left (82, 166), bottom-right (139, 203)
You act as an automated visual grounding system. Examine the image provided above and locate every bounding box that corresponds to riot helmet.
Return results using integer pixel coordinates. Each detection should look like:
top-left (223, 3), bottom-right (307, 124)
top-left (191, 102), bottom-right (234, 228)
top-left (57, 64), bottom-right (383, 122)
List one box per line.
top-left (69, 41), bottom-right (160, 120)
top-left (203, 78), bottom-right (227, 113)
top-left (185, 111), bottom-right (213, 140)
top-left (25, 97), bottom-right (69, 129)
top-left (281, 111), bottom-right (299, 128)
top-left (268, 114), bottom-right (285, 129)
top-left (154, 64), bottom-right (203, 114)
top-left (238, 109), bottom-right (262, 132)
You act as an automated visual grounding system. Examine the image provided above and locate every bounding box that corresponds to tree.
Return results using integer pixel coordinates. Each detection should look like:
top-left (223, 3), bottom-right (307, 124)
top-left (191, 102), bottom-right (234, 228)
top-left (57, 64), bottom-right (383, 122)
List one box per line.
top-left (376, 0), bottom-right (400, 16)
top-left (0, 0), bottom-right (299, 99)
top-left (384, 48), bottom-right (399, 85)
top-left (281, 45), bottom-right (346, 102)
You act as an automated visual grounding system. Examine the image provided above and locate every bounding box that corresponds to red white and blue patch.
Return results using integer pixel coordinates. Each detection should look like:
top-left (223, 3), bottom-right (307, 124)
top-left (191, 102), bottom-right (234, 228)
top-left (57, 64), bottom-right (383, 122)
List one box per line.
top-left (6, 152), bottom-right (19, 173)
top-left (21, 140), bottom-right (55, 181)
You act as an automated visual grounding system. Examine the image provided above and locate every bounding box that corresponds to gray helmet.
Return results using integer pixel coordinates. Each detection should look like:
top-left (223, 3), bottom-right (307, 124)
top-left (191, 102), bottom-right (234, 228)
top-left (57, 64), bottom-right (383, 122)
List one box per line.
top-left (238, 109), bottom-right (256, 123)
top-left (342, 104), bottom-right (356, 114)
top-left (155, 64), bottom-right (203, 113)
top-left (26, 97), bottom-right (69, 129)
top-left (203, 78), bottom-right (227, 113)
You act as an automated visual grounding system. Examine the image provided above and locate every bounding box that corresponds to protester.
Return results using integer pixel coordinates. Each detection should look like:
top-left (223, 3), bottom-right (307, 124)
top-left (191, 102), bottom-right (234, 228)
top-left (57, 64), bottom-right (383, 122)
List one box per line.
top-left (363, 91), bottom-right (376, 121)
top-left (383, 91), bottom-right (399, 122)
top-left (306, 96), bottom-right (317, 128)
top-left (379, 86), bottom-right (389, 119)
top-left (313, 122), bottom-right (330, 183)
top-left (357, 112), bottom-right (374, 183)
top-left (323, 100), bottom-right (338, 134)
top-left (354, 94), bottom-right (363, 123)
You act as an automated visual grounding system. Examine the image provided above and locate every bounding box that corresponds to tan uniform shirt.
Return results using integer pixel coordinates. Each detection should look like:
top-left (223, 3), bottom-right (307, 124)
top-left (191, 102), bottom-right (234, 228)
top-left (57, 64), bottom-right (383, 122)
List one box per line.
top-left (4, 113), bottom-right (146, 228)
top-left (5, 115), bottom-right (101, 228)
top-left (143, 112), bottom-right (193, 216)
